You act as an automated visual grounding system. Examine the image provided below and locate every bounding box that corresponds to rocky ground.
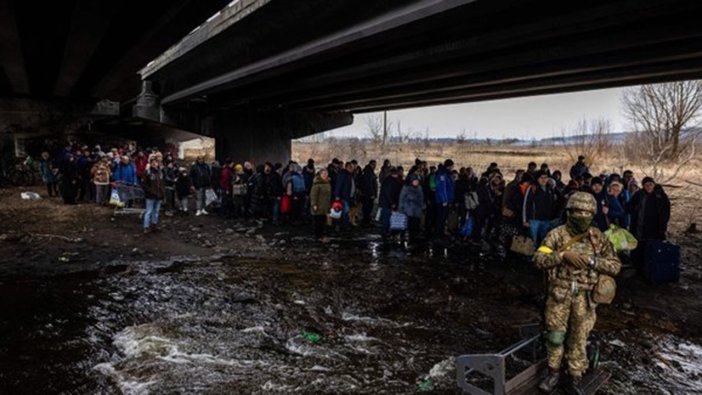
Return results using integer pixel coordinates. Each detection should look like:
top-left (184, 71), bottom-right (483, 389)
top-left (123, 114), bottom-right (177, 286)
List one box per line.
top-left (0, 185), bottom-right (701, 394)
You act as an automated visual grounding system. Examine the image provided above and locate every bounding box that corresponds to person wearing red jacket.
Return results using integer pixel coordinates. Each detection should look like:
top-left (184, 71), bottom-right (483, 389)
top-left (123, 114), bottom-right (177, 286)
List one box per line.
top-left (219, 159), bottom-right (234, 217)
top-left (134, 150), bottom-right (148, 181)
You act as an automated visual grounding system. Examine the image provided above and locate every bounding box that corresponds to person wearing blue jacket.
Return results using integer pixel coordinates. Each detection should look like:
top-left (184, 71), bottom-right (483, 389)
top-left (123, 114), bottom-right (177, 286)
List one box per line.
top-left (434, 159), bottom-right (455, 235)
top-left (591, 177), bottom-right (625, 231)
top-left (113, 155), bottom-right (137, 185)
top-left (604, 181), bottom-right (626, 228)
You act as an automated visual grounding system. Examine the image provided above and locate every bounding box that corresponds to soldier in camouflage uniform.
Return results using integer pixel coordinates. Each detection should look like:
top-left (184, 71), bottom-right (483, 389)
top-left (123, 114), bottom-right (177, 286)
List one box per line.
top-left (534, 192), bottom-right (621, 395)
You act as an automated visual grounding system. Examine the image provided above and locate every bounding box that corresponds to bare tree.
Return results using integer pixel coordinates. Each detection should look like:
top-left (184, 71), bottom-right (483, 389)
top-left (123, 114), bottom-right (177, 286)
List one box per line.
top-left (456, 129), bottom-right (467, 145)
top-left (364, 115), bottom-right (383, 144)
top-left (623, 129), bottom-right (699, 183)
top-left (393, 119), bottom-right (411, 143)
top-left (199, 137), bottom-right (215, 160)
top-left (622, 80), bottom-right (702, 161)
top-left (560, 118), bottom-right (613, 168)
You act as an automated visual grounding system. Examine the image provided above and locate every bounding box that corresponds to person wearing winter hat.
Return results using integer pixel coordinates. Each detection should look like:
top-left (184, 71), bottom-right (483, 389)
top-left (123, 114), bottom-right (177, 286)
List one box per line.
top-left (590, 177), bottom-right (624, 231)
top-left (534, 192), bottom-right (621, 395)
top-left (627, 177), bottom-right (670, 241)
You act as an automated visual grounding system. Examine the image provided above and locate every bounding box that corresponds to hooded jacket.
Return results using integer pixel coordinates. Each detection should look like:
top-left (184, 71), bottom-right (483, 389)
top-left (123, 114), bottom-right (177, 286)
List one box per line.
top-left (399, 183), bottom-right (424, 218)
top-left (309, 174), bottom-right (332, 216)
top-left (434, 165), bottom-right (454, 204)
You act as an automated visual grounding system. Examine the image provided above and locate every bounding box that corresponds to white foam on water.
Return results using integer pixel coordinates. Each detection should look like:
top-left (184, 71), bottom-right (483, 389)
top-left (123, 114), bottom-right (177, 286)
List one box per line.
top-left (428, 357), bottom-right (455, 378)
top-left (285, 336), bottom-right (348, 361)
top-left (261, 380), bottom-right (297, 392)
top-left (309, 365), bottom-right (332, 372)
top-left (344, 333), bottom-right (377, 342)
top-left (351, 345), bottom-right (373, 354)
top-left (241, 326), bottom-right (267, 334)
top-left (158, 349), bottom-right (268, 368)
top-left (657, 338), bottom-right (702, 391)
top-left (341, 312), bottom-right (382, 324)
top-left (93, 362), bottom-right (157, 395)
top-left (285, 337), bottom-right (316, 357)
top-left (341, 312), bottom-right (412, 328)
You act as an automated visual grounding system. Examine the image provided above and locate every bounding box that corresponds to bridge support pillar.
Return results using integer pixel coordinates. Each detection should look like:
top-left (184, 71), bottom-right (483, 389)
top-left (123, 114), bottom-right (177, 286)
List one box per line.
top-left (208, 110), bottom-right (352, 165)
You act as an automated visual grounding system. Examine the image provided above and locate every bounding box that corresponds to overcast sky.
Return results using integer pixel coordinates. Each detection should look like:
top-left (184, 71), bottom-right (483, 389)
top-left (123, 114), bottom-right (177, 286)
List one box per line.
top-left (323, 87), bottom-right (628, 140)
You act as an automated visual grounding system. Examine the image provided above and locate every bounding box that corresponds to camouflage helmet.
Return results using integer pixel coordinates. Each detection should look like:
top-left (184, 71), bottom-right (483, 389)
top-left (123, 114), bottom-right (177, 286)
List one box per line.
top-left (566, 191), bottom-right (597, 215)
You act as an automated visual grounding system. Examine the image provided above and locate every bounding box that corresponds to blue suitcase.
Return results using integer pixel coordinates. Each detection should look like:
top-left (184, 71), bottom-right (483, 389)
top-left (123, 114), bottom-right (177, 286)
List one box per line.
top-left (643, 240), bottom-right (680, 284)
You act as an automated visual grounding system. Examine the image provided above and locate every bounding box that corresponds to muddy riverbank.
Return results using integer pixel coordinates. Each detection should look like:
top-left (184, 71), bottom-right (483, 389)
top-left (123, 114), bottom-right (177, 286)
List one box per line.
top-left (0, 187), bottom-right (700, 394)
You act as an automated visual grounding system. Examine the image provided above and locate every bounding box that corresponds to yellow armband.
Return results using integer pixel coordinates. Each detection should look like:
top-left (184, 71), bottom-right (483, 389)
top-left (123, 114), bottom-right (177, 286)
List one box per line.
top-left (537, 246), bottom-right (554, 254)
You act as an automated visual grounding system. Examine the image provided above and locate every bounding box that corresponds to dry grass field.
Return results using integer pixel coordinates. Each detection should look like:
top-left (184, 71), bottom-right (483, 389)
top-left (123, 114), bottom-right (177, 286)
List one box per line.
top-left (293, 139), bottom-right (702, 232)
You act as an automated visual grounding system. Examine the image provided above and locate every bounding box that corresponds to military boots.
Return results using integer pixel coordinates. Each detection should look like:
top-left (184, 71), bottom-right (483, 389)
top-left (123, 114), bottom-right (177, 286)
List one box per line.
top-left (563, 375), bottom-right (585, 395)
top-left (538, 369), bottom-right (560, 393)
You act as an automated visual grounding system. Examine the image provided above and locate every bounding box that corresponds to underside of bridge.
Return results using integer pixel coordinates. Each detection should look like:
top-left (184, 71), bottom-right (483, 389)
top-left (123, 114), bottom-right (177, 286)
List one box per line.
top-left (0, 0), bottom-right (232, 155)
top-left (134, 0), bottom-right (702, 162)
top-left (145, 0), bottom-right (702, 112)
top-left (4, 0), bottom-right (702, 163)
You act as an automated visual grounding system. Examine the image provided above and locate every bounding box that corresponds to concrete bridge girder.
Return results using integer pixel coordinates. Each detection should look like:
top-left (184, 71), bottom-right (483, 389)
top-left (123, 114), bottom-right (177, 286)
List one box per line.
top-left (205, 109), bottom-right (353, 165)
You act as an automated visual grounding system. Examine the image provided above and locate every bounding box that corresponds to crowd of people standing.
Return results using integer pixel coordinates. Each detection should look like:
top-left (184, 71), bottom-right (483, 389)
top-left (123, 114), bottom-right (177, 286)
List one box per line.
top-left (35, 144), bottom-right (671, 253)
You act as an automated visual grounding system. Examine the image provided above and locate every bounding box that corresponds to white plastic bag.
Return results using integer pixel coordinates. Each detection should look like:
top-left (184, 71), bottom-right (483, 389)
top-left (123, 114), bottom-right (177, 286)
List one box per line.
top-left (205, 188), bottom-right (218, 206)
top-left (374, 207), bottom-right (382, 222)
top-left (20, 191), bottom-right (41, 200)
top-left (389, 212), bottom-right (408, 231)
top-left (329, 207), bottom-right (342, 219)
top-left (109, 188), bottom-right (124, 207)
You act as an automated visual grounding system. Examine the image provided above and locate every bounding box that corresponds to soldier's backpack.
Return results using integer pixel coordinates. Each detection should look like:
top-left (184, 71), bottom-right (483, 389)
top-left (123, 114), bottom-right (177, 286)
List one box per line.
top-left (592, 275), bottom-right (617, 304)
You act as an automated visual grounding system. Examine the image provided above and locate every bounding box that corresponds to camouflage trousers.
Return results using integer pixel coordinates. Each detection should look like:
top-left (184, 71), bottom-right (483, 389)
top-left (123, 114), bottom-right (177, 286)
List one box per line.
top-left (544, 285), bottom-right (597, 377)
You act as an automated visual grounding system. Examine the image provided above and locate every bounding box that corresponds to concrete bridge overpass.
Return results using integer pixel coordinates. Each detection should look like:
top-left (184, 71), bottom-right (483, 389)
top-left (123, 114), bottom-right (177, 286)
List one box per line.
top-left (0, 0), bottom-right (231, 150)
top-left (3, 0), bottom-right (702, 162)
top-left (140, 0), bottom-right (702, 162)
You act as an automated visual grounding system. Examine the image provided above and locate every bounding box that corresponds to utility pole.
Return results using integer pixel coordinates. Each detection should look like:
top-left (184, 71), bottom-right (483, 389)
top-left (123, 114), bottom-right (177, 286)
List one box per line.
top-left (382, 111), bottom-right (388, 145)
